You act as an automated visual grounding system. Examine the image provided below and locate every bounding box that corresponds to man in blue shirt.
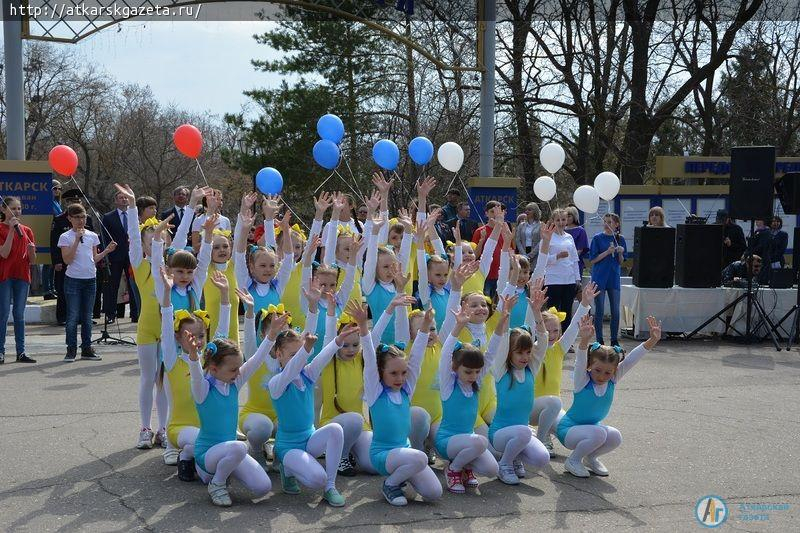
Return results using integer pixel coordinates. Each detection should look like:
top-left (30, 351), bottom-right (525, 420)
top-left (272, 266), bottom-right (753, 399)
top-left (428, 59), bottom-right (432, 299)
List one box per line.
top-left (42, 180), bottom-right (63, 300)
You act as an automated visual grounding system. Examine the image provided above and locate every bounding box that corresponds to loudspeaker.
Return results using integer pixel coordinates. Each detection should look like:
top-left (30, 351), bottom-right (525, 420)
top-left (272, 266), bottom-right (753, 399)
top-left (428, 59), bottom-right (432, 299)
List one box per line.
top-left (776, 172), bottom-right (800, 215)
top-left (729, 146), bottom-right (776, 220)
top-left (632, 226), bottom-right (676, 288)
top-left (793, 227), bottom-right (800, 272)
top-left (675, 224), bottom-right (724, 288)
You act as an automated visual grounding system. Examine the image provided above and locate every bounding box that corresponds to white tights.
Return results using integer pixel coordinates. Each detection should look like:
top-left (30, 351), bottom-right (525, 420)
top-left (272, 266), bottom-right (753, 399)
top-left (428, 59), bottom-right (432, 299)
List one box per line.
top-left (177, 426), bottom-right (199, 461)
top-left (242, 413), bottom-right (274, 462)
top-left (282, 423), bottom-right (343, 490)
top-left (196, 440), bottom-right (271, 496)
top-left (530, 396), bottom-right (564, 442)
top-left (563, 424), bottom-right (622, 463)
top-left (446, 433), bottom-right (499, 476)
top-left (138, 343), bottom-right (168, 431)
top-left (351, 432), bottom-right (441, 501)
top-left (491, 425), bottom-right (549, 471)
top-left (407, 407), bottom-right (436, 452)
top-left (326, 412), bottom-right (363, 459)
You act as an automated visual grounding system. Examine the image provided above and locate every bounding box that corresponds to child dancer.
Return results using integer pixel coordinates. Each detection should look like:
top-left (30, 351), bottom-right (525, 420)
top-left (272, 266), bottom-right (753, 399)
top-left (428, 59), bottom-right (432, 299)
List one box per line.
top-left (113, 183), bottom-right (173, 450)
top-left (268, 324), bottom-right (353, 507)
top-left (557, 315), bottom-right (661, 477)
top-left (435, 298), bottom-right (509, 493)
top-left (160, 266), bottom-right (231, 481)
top-left (58, 203), bottom-right (117, 361)
top-left (488, 279), bottom-right (550, 484)
top-left (345, 302), bottom-right (442, 506)
top-left (184, 311), bottom-right (286, 506)
top-left (407, 308), bottom-right (442, 463)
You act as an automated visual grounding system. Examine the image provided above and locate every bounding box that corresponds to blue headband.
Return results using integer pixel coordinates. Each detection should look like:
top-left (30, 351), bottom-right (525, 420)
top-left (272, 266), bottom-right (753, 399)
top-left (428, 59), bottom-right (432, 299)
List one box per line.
top-left (378, 342), bottom-right (407, 353)
top-left (205, 342), bottom-right (218, 356)
top-left (453, 340), bottom-right (463, 351)
top-left (589, 342), bottom-right (622, 354)
top-left (518, 324), bottom-right (531, 334)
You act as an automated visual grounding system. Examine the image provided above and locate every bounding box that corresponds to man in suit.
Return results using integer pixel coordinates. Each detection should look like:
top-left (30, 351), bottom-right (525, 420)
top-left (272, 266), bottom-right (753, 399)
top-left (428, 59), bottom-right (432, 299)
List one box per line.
top-left (450, 201), bottom-right (479, 242)
top-left (101, 190), bottom-right (136, 323)
top-left (50, 189), bottom-right (97, 325)
top-left (160, 185), bottom-right (192, 243)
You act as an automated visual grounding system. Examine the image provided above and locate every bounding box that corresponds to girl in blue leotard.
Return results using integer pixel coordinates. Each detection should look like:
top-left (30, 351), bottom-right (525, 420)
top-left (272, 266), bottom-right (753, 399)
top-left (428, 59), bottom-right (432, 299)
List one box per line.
top-left (557, 315), bottom-right (662, 478)
top-left (184, 309), bottom-right (287, 507)
top-left (267, 322), bottom-right (356, 507)
top-left (488, 278), bottom-right (550, 485)
top-left (435, 296), bottom-right (510, 494)
top-left (346, 301), bottom-right (443, 506)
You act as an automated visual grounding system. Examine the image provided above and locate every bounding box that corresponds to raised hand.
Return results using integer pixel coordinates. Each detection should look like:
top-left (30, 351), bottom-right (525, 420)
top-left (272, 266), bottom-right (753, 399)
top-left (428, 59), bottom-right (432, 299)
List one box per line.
top-left (159, 266), bottom-right (174, 291)
top-left (451, 260), bottom-right (479, 289)
top-left (113, 183), bottom-right (136, 206)
top-left (267, 313), bottom-right (290, 340)
top-left (372, 172), bottom-right (393, 194)
top-left (581, 281), bottom-right (599, 306)
top-left (209, 270), bottom-right (229, 292)
top-left (578, 313), bottom-right (595, 346)
top-left (105, 241), bottom-right (118, 253)
top-left (235, 287), bottom-right (254, 312)
top-left (301, 330), bottom-right (318, 352)
top-left (314, 191), bottom-right (333, 216)
top-left (302, 280), bottom-right (323, 308)
top-left (388, 293), bottom-right (417, 310)
top-left (645, 316), bottom-right (662, 349)
top-left (416, 175), bottom-right (436, 197)
top-left (528, 276), bottom-right (548, 312)
top-left (451, 305), bottom-right (472, 328)
top-left (421, 307), bottom-right (435, 332)
top-left (336, 324), bottom-right (360, 344)
top-left (202, 213), bottom-right (220, 235)
top-left (154, 214), bottom-right (175, 238)
top-left (344, 300), bottom-right (370, 327)
top-left (183, 330), bottom-right (204, 361)
top-left (189, 186), bottom-right (210, 209)
top-left (365, 189), bottom-right (381, 214)
top-left (240, 191), bottom-right (258, 215)
top-left (262, 194), bottom-right (283, 220)
top-left (540, 222), bottom-right (556, 243)
top-left (397, 208), bottom-right (413, 233)
top-left (453, 219), bottom-right (462, 243)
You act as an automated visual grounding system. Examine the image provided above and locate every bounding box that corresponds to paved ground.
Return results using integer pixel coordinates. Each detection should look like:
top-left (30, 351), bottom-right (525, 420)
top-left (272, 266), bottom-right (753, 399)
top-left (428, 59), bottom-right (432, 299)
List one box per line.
top-left (1, 320), bottom-right (799, 532)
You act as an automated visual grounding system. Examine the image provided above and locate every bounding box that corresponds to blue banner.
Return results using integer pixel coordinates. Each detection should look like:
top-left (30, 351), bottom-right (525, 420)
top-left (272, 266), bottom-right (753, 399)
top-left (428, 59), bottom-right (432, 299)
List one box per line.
top-left (468, 187), bottom-right (518, 222)
top-left (0, 170), bottom-right (53, 214)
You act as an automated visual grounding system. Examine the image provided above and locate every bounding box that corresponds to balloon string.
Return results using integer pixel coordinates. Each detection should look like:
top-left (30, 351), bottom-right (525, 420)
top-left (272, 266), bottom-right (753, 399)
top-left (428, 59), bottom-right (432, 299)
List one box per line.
top-left (62, 175), bottom-right (114, 243)
top-left (445, 170), bottom-right (459, 197)
top-left (454, 173), bottom-right (485, 226)
top-left (195, 159), bottom-right (211, 189)
top-left (281, 198), bottom-right (311, 232)
top-left (391, 170), bottom-right (410, 209)
top-left (334, 168), bottom-right (366, 205)
top-left (313, 170), bottom-right (337, 196)
top-left (340, 156), bottom-right (366, 204)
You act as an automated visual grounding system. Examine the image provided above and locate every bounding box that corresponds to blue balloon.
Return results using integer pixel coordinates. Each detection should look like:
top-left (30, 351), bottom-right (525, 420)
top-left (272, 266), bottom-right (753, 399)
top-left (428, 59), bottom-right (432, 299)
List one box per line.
top-left (372, 139), bottom-right (400, 171)
top-left (256, 167), bottom-right (283, 195)
top-left (408, 136), bottom-right (434, 165)
top-left (313, 139), bottom-right (340, 170)
top-left (317, 114), bottom-right (345, 144)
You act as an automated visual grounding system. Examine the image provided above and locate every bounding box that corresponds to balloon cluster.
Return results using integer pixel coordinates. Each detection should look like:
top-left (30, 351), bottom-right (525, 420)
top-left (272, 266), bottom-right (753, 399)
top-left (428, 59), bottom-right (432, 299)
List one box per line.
top-left (313, 114), bottom-right (344, 170)
top-left (532, 142), bottom-right (621, 214)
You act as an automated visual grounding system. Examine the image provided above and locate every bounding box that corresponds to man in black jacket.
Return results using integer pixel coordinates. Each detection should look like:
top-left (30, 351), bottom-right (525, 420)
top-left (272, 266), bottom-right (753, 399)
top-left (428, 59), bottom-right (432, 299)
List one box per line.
top-left (160, 185), bottom-right (193, 242)
top-left (50, 189), bottom-right (98, 325)
top-left (101, 190), bottom-right (137, 323)
top-left (717, 210), bottom-right (747, 271)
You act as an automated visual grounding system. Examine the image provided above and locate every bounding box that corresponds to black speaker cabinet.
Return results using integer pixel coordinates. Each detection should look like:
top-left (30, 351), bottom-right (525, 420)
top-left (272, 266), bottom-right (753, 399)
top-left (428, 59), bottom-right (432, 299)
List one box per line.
top-left (776, 172), bottom-right (800, 215)
top-left (793, 227), bottom-right (800, 272)
top-left (675, 224), bottom-right (724, 288)
top-left (632, 226), bottom-right (676, 288)
top-left (729, 146), bottom-right (776, 220)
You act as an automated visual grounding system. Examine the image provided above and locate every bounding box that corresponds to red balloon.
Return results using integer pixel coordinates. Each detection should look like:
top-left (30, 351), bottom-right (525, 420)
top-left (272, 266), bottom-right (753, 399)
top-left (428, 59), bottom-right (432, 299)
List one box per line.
top-left (48, 145), bottom-right (78, 176)
top-left (173, 124), bottom-right (203, 159)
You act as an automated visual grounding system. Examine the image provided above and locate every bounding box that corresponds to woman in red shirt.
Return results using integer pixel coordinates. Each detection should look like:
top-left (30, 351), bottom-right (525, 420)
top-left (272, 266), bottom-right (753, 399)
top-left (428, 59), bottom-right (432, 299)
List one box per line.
top-left (0, 196), bottom-right (37, 363)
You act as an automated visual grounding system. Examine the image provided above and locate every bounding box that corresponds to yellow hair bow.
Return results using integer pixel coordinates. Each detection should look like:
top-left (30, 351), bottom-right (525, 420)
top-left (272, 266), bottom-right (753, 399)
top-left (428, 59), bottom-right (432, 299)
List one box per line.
top-left (408, 309), bottom-right (424, 319)
top-left (275, 223), bottom-right (307, 241)
top-left (389, 217), bottom-right (399, 226)
top-left (257, 306), bottom-right (292, 325)
top-left (445, 240), bottom-right (456, 248)
top-left (546, 306), bottom-right (567, 322)
top-left (212, 228), bottom-right (232, 238)
top-left (138, 217), bottom-right (160, 232)
top-left (484, 295), bottom-right (493, 305)
top-left (469, 242), bottom-right (478, 251)
top-left (337, 224), bottom-right (354, 237)
top-left (337, 313), bottom-right (355, 329)
top-left (173, 309), bottom-right (211, 331)
top-left (445, 240), bottom-right (477, 251)
top-left (267, 303), bottom-right (285, 315)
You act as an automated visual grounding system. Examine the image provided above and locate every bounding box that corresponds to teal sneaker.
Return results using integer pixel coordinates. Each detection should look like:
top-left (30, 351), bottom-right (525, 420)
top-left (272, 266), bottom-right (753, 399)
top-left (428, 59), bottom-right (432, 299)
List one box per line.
top-left (279, 463), bottom-right (300, 495)
top-left (323, 487), bottom-right (345, 507)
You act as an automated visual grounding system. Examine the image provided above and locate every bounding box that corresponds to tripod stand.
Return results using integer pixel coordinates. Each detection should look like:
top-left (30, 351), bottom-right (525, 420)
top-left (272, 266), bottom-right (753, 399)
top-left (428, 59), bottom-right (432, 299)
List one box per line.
top-left (92, 260), bottom-right (135, 346)
top-left (767, 269), bottom-right (800, 350)
top-left (686, 220), bottom-right (781, 351)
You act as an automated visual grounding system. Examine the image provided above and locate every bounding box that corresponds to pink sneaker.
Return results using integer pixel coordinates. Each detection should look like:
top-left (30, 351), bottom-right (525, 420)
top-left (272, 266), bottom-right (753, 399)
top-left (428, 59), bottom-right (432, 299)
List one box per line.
top-left (462, 468), bottom-right (479, 488)
top-left (444, 465), bottom-right (465, 493)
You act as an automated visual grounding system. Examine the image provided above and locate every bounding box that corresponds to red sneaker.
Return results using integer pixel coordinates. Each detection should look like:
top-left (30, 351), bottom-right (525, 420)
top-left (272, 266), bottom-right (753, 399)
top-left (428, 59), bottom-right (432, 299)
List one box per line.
top-left (462, 468), bottom-right (479, 488)
top-left (444, 465), bottom-right (466, 493)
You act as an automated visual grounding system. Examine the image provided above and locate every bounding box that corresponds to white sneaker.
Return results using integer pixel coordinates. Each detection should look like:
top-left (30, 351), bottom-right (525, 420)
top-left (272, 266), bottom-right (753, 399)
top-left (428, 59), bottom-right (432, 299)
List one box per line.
top-left (154, 429), bottom-right (167, 449)
top-left (565, 457), bottom-right (590, 478)
top-left (208, 481), bottom-right (232, 507)
top-left (498, 463), bottom-right (520, 485)
top-left (584, 456), bottom-right (609, 476)
top-left (136, 429), bottom-right (154, 450)
top-left (162, 448), bottom-right (180, 466)
top-left (513, 459), bottom-right (526, 478)
top-left (541, 437), bottom-right (556, 458)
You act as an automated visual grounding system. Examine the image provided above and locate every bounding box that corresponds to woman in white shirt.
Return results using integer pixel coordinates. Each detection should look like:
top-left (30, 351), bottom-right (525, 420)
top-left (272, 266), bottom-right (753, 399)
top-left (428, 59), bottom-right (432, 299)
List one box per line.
top-left (532, 208), bottom-right (580, 330)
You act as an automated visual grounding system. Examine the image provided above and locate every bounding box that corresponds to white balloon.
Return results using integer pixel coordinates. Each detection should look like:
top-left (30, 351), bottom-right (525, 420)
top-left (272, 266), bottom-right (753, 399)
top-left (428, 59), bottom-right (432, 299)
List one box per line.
top-left (533, 176), bottom-right (557, 202)
top-left (594, 171), bottom-right (620, 201)
top-left (437, 142), bottom-right (464, 173)
top-left (573, 185), bottom-right (600, 214)
top-left (539, 143), bottom-right (566, 174)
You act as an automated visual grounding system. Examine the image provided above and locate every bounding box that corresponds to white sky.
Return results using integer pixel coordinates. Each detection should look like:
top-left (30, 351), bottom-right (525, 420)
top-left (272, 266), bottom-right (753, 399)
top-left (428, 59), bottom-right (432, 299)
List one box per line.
top-left (73, 21), bottom-right (290, 118)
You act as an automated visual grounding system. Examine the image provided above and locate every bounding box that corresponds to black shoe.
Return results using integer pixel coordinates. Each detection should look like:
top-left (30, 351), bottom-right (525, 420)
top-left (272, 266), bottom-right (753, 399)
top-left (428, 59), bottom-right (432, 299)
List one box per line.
top-left (131, 317), bottom-right (138, 324)
top-left (337, 454), bottom-right (357, 477)
top-left (178, 459), bottom-right (196, 482)
top-left (0, 354), bottom-right (4, 364)
top-left (57, 321), bottom-right (66, 327)
top-left (43, 293), bottom-right (57, 301)
top-left (105, 317), bottom-right (116, 325)
top-left (81, 347), bottom-right (102, 361)
top-left (64, 347), bottom-right (77, 362)
top-left (16, 353), bottom-right (36, 363)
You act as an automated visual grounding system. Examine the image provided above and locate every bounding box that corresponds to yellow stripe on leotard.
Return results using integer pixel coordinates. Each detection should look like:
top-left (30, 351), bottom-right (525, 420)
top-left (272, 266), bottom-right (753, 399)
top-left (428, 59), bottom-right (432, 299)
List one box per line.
top-left (239, 363), bottom-right (277, 430)
top-left (165, 358), bottom-right (200, 447)
top-left (203, 261), bottom-right (239, 343)
top-left (411, 342), bottom-right (442, 423)
top-left (132, 260), bottom-right (160, 345)
top-left (535, 342), bottom-right (565, 398)
top-left (320, 354), bottom-right (370, 430)
top-left (281, 263), bottom-right (306, 330)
